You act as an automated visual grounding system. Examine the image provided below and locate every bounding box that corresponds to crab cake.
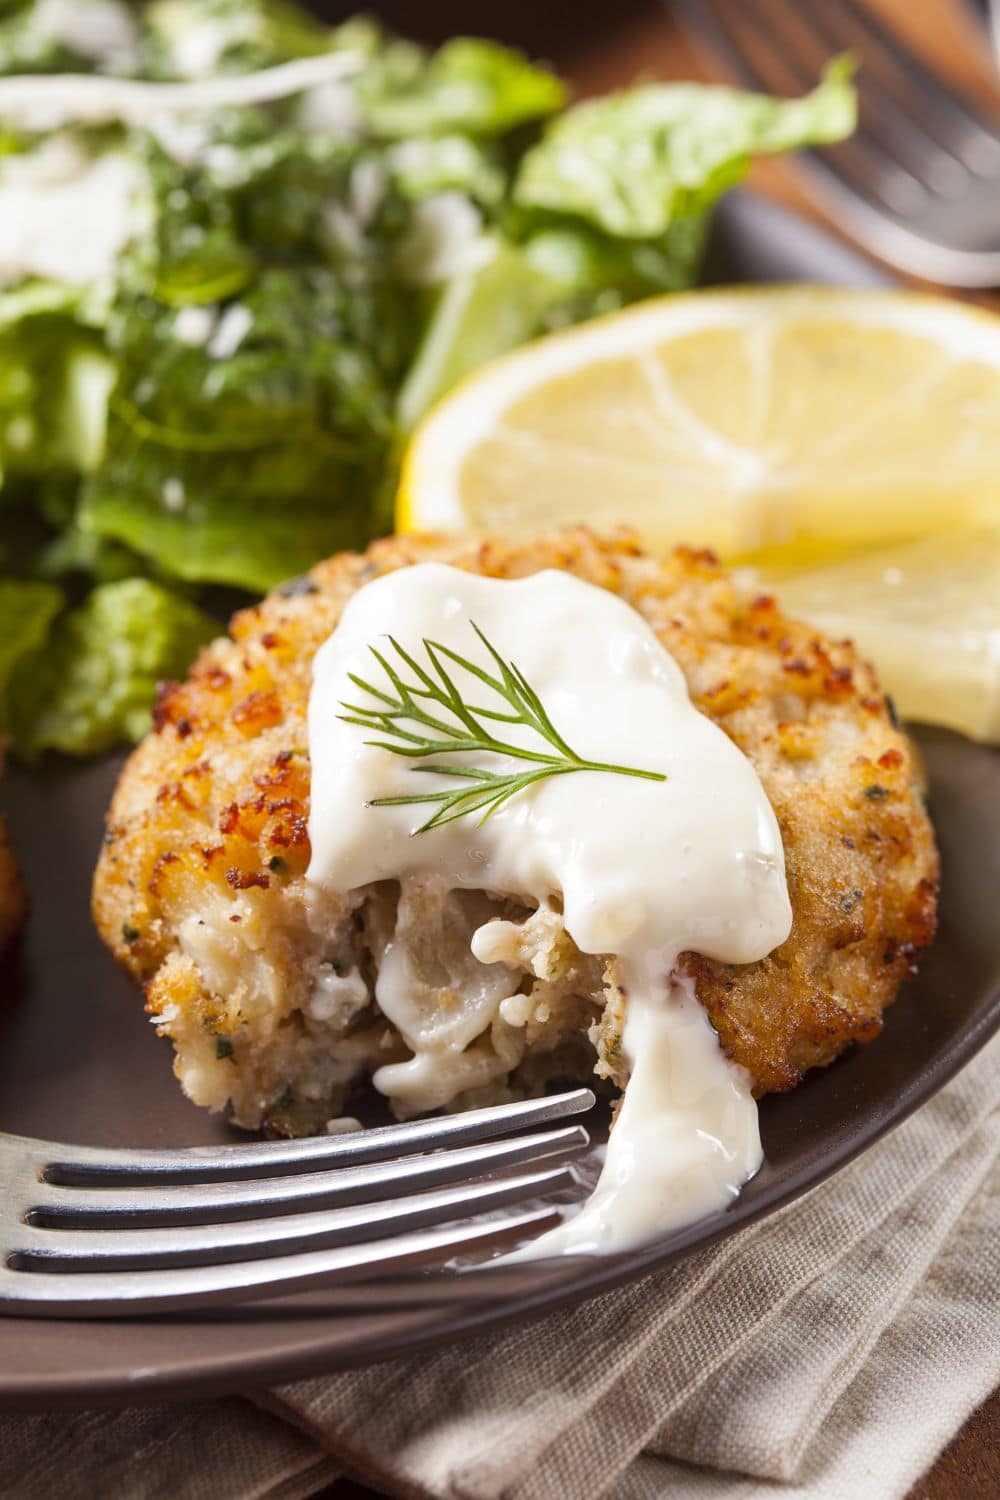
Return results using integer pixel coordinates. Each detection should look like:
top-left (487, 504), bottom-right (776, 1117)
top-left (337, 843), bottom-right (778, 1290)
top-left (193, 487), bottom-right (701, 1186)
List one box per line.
top-left (92, 530), bottom-right (938, 1136)
top-left (0, 756), bottom-right (26, 959)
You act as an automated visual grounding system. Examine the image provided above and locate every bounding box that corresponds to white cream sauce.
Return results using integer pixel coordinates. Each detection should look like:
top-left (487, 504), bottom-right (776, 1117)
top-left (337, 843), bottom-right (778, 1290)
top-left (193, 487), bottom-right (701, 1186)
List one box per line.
top-left (0, 139), bottom-right (141, 287)
top-left (0, 52), bottom-right (365, 131)
top-left (307, 564), bottom-right (792, 1254)
top-left (34, 0), bottom-right (140, 73)
top-left (524, 972), bottom-right (764, 1256)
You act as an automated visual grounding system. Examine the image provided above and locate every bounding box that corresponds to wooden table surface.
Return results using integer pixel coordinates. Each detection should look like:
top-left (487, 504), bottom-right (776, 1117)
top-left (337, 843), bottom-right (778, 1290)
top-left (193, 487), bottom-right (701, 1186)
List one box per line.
top-left (315, 3), bottom-right (997, 1496)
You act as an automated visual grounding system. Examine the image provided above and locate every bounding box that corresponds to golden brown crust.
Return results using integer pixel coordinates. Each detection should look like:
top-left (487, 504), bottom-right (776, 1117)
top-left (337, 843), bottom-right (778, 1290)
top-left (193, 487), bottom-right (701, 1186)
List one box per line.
top-left (92, 528), bottom-right (938, 1098)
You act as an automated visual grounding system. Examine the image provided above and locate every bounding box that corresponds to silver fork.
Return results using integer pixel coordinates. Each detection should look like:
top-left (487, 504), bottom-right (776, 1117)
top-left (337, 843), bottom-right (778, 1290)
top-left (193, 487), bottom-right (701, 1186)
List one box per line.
top-left (0, 1088), bottom-right (593, 1317)
top-left (675, 0), bottom-right (1000, 285)
top-left (963, 0), bottom-right (1000, 74)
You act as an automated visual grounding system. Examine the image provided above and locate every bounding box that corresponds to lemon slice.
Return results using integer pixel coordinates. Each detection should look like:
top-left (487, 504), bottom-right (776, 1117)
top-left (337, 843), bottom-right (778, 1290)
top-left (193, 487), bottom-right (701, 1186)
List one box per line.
top-left (398, 286), bottom-right (1000, 562)
top-left (767, 529), bottom-right (1000, 743)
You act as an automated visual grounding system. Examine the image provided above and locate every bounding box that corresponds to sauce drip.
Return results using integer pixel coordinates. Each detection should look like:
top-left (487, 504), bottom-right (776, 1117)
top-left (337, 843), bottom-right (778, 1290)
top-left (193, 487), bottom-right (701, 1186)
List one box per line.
top-left (307, 563), bottom-right (792, 1253)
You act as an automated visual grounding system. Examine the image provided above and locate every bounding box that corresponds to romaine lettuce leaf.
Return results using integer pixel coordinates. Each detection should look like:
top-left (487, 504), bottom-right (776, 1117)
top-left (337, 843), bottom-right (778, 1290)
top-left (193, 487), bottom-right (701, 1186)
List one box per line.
top-left (0, 577), bottom-right (62, 736)
top-left (0, 5), bottom-right (859, 759)
top-left (396, 238), bottom-right (565, 430)
top-left (361, 37), bottom-right (566, 139)
top-left (0, 281), bottom-right (86, 329)
top-left (386, 136), bottom-right (506, 208)
top-left (78, 264), bottom-right (397, 589)
top-left (10, 577), bottom-right (216, 756)
top-left (397, 65), bottom-right (852, 426)
top-left (396, 217), bottom-right (712, 429)
top-left (81, 470), bottom-right (371, 592)
top-left (145, 0), bottom-right (331, 77)
top-left (514, 59), bottom-right (856, 238)
top-left (49, 344), bottom-right (116, 473)
top-left (37, 521), bottom-right (149, 583)
top-left (0, 0), bottom-right (140, 76)
top-left (522, 216), bottom-right (710, 304)
top-left (0, 315), bottom-right (112, 480)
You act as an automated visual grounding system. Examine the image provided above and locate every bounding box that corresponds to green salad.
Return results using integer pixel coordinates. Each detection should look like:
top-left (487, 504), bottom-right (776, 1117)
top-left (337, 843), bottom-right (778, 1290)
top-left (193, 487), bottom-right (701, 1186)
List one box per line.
top-left (0, 0), bottom-right (855, 758)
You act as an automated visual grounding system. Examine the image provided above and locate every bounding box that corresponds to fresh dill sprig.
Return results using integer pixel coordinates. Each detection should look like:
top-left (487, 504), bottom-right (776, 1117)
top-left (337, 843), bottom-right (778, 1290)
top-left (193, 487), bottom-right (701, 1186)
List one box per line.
top-left (338, 622), bottom-right (666, 833)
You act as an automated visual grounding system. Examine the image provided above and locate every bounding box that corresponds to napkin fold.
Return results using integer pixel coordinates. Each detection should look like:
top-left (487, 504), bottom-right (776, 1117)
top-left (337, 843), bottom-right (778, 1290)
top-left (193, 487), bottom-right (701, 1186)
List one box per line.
top-left (267, 1037), bottom-right (1000, 1500)
top-left (2, 1037), bottom-right (997, 1500)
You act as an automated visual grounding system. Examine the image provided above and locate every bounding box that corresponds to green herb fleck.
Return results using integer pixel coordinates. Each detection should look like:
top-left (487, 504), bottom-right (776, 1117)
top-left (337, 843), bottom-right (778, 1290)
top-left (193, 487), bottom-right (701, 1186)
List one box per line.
top-left (121, 922), bottom-right (139, 943)
top-left (215, 1037), bottom-right (235, 1061)
top-left (267, 855), bottom-right (287, 873)
top-left (864, 784), bottom-right (889, 801)
top-left (340, 622), bottom-right (666, 833)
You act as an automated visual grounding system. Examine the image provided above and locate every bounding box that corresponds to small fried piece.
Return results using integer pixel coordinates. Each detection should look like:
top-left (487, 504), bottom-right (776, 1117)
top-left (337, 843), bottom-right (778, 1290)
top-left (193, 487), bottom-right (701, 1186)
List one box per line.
top-left (93, 530), bottom-right (938, 1132)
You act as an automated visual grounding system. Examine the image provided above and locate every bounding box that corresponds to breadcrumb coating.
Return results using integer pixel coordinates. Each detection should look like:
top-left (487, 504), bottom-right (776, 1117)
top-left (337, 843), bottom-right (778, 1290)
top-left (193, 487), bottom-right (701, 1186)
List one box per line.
top-left (92, 530), bottom-right (938, 1132)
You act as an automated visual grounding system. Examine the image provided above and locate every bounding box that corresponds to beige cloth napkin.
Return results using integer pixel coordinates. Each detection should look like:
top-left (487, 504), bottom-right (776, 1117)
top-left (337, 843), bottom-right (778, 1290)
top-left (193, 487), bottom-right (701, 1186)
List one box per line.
top-left (2, 1037), bottom-right (997, 1500)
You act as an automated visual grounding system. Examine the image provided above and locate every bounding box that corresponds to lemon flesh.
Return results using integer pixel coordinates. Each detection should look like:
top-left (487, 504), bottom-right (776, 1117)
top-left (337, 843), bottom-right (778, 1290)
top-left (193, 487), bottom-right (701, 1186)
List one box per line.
top-left (765, 530), bottom-right (1000, 744)
top-left (398, 286), bottom-right (1000, 563)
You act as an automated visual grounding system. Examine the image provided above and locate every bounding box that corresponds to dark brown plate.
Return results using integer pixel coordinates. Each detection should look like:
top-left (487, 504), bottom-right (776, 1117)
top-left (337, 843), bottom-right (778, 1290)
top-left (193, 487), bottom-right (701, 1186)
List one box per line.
top-left (0, 194), bottom-right (997, 1409)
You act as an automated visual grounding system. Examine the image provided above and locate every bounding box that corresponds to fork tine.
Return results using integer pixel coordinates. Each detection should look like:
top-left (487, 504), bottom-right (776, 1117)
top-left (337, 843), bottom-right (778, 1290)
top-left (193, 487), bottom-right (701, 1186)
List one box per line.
top-left (759, 0), bottom-right (974, 192)
top-left (687, 0), bottom-right (1000, 176)
top-left (0, 1208), bottom-right (561, 1316)
top-left (680, 0), bottom-right (1000, 281)
top-left (38, 1087), bottom-right (596, 1185)
top-left (28, 1126), bottom-right (589, 1227)
top-left (675, 0), bottom-right (927, 213)
top-left (742, 0), bottom-right (937, 207)
top-left (831, 0), bottom-right (1000, 165)
top-left (12, 1167), bottom-right (576, 1270)
top-left (820, 138), bottom-right (927, 215)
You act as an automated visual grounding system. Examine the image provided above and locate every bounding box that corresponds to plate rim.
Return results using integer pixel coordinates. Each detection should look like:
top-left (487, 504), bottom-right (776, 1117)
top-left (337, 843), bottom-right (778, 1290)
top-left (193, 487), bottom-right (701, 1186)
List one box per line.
top-left (2, 191), bottom-right (997, 1410)
top-left (1, 980), bottom-right (996, 1411)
